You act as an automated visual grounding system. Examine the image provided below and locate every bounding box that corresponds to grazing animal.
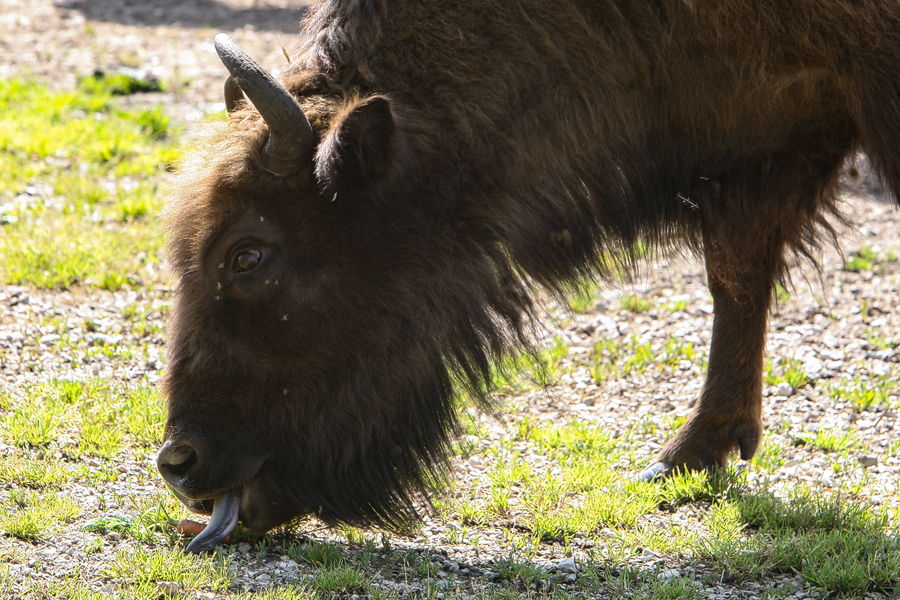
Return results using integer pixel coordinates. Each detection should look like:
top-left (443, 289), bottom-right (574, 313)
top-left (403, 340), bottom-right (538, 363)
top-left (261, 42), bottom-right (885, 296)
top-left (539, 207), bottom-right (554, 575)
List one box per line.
top-left (158, 0), bottom-right (900, 552)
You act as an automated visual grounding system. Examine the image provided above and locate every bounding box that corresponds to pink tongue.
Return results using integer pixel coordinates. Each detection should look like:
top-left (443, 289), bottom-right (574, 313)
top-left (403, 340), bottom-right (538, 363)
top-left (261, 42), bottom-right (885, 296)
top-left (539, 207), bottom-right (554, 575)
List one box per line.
top-left (184, 490), bottom-right (240, 554)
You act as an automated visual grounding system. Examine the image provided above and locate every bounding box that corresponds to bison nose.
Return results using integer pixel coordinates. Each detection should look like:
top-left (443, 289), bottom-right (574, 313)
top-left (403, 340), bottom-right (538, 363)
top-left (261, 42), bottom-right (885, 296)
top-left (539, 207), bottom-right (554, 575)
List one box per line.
top-left (157, 439), bottom-right (199, 485)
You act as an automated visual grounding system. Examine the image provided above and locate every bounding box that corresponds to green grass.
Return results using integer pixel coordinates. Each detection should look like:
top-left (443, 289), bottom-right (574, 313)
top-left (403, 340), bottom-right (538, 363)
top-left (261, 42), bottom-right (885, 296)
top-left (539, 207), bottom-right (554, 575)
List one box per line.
top-left (827, 372), bottom-right (898, 412)
top-left (0, 379), bottom-right (166, 454)
top-left (284, 539), bottom-right (346, 568)
top-left (764, 357), bottom-right (808, 391)
top-left (0, 489), bottom-right (81, 541)
top-left (492, 552), bottom-right (549, 589)
top-left (104, 547), bottom-right (233, 598)
top-left (701, 489), bottom-right (900, 597)
top-left (843, 246), bottom-right (897, 273)
top-left (82, 493), bottom-right (182, 545)
top-left (0, 455), bottom-right (76, 489)
top-left (588, 335), bottom-right (706, 383)
top-left (568, 282), bottom-right (601, 312)
top-left (0, 77), bottom-right (176, 289)
top-left (489, 335), bottom-right (569, 395)
top-left (619, 294), bottom-right (654, 314)
top-left (309, 564), bottom-right (369, 595)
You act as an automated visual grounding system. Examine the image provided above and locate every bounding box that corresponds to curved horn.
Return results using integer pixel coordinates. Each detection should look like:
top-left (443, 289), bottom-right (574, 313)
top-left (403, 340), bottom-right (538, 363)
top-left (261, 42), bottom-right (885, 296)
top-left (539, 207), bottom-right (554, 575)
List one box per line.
top-left (223, 75), bottom-right (246, 113)
top-left (214, 33), bottom-right (313, 176)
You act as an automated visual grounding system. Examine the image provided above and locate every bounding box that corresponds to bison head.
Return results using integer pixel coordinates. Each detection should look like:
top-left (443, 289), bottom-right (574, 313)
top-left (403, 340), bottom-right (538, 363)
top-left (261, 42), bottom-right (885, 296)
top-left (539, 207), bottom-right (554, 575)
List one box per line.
top-left (158, 35), bottom-right (527, 552)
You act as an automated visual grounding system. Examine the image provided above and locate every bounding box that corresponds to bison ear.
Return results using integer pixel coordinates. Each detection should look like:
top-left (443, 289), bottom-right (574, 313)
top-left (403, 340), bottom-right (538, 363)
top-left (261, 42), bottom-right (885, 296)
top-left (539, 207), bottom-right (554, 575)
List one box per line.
top-left (315, 95), bottom-right (400, 194)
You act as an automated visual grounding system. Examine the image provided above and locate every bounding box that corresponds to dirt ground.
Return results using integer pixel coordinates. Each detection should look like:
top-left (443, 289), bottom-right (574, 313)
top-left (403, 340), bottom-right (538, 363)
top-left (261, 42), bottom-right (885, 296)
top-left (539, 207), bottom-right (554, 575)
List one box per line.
top-left (0, 0), bottom-right (311, 123)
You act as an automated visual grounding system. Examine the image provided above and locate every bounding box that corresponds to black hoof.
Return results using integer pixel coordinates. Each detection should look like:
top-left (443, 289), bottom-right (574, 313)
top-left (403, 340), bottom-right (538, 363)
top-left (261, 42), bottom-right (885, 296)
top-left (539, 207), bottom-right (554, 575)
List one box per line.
top-left (635, 461), bottom-right (674, 482)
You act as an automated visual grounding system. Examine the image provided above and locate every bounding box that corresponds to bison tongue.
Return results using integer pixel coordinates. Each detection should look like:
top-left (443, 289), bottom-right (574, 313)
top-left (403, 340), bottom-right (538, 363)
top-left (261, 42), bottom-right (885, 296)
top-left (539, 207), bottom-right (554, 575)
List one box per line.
top-left (184, 490), bottom-right (240, 554)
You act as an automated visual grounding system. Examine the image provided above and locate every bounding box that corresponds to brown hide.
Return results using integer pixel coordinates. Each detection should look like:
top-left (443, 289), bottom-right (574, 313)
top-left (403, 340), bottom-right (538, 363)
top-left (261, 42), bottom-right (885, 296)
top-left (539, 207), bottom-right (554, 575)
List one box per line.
top-left (160, 0), bottom-right (900, 541)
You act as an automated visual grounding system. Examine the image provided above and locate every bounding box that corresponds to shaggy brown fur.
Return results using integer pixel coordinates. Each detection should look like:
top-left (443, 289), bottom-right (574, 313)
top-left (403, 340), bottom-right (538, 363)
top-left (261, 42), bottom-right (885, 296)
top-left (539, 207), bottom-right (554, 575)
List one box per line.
top-left (161, 0), bottom-right (900, 532)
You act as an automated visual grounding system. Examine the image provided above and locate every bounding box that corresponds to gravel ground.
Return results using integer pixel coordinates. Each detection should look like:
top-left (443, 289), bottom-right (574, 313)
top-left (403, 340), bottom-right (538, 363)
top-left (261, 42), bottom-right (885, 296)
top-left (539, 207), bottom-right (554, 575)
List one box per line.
top-left (2, 1), bottom-right (900, 598)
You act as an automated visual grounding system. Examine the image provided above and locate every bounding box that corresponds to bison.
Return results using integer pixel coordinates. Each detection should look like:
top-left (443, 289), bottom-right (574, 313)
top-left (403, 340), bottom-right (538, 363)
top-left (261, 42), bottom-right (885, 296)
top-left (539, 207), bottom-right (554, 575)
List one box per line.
top-left (158, 0), bottom-right (900, 553)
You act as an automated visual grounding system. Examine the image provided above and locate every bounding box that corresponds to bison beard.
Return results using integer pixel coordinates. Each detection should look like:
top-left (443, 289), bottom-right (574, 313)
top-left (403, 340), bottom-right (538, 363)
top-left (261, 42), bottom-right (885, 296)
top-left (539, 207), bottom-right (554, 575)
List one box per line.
top-left (159, 0), bottom-right (900, 551)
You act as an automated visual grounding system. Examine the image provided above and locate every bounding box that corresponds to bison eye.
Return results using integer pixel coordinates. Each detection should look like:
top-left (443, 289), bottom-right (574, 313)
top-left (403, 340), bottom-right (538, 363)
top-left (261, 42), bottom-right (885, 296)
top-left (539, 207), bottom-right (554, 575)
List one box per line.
top-left (233, 249), bottom-right (262, 273)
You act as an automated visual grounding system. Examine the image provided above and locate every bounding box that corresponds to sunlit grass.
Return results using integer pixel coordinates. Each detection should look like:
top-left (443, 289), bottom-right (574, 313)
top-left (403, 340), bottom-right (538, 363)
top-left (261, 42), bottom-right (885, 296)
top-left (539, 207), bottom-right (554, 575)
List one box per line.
top-left (827, 371), bottom-right (898, 412)
top-left (700, 488), bottom-right (900, 597)
top-left (104, 546), bottom-right (234, 598)
top-left (0, 77), bottom-right (176, 289)
top-left (0, 489), bottom-right (82, 541)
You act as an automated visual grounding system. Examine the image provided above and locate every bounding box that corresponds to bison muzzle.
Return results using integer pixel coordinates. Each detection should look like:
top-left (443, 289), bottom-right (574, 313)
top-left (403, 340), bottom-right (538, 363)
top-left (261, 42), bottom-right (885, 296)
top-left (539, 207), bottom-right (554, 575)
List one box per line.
top-left (158, 0), bottom-right (900, 552)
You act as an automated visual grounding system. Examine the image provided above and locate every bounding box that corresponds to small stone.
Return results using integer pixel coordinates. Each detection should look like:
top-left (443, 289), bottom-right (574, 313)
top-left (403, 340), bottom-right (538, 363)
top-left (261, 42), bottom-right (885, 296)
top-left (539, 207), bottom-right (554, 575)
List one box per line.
top-left (238, 542), bottom-right (252, 553)
top-left (775, 382), bottom-right (794, 397)
top-left (157, 581), bottom-right (179, 596)
top-left (557, 557), bottom-right (577, 574)
top-left (802, 357), bottom-right (823, 379)
top-left (660, 568), bottom-right (681, 579)
top-left (561, 573), bottom-right (577, 583)
top-left (107, 532), bottom-right (121, 542)
top-left (86, 459), bottom-right (101, 468)
top-left (858, 456), bottom-right (878, 468)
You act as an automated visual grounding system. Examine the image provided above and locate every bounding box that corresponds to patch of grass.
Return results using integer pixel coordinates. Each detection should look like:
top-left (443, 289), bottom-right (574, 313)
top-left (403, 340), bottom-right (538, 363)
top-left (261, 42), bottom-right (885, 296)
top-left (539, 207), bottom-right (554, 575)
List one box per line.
top-left (0, 489), bottom-right (81, 541)
top-left (809, 428), bottom-right (857, 453)
top-left (774, 283), bottom-right (791, 303)
top-left (764, 357), bottom-right (808, 391)
top-left (1, 403), bottom-right (62, 447)
top-left (750, 438), bottom-right (788, 473)
top-left (122, 386), bottom-right (167, 446)
top-left (590, 336), bottom-right (655, 382)
top-left (491, 336), bottom-right (568, 394)
top-left (865, 328), bottom-right (898, 350)
top-left (480, 419), bottom-right (661, 539)
top-left (663, 297), bottom-right (691, 312)
top-left (568, 281), bottom-right (601, 312)
top-left (284, 539), bottom-right (345, 568)
top-left (648, 576), bottom-right (705, 600)
top-left (0, 78), bottom-right (176, 289)
top-left (701, 489), bottom-right (900, 597)
top-left (827, 373), bottom-right (897, 412)
top-left (104, 547), bottom-right (233, 598)
top-left (0, 378), bottom-right (166, 470)
top-left (620, 294), bottom-right (654, 314)
top-left (598, 569), bottom-right (705, 600)
top-left (492, 552), bottom-right (548, 588)
top-left (309, 564), bottom-right (369, 596)
top-left (0, 455), bottom-right (74, 489)
top-left (660, 339), bottom-right (698, 370)
top-left (843, 246), bottom-right (879, 272)
top-left (79, 417), bottom-right (126, 458)
top-left (83, 494), bottom-right (183, 545)
top-left (229, 588), bottom-right (314, 600)
top-left (78, 70), bottom-right (164, 96)
top-left (659, 468), bottom-right (744, 506)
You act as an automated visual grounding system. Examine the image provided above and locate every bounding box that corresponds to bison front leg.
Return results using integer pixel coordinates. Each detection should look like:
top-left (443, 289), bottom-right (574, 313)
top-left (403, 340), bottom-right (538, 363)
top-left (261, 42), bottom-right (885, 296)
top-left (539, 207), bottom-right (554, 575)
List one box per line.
top-left (639, 226), bottom-right (780, 479)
